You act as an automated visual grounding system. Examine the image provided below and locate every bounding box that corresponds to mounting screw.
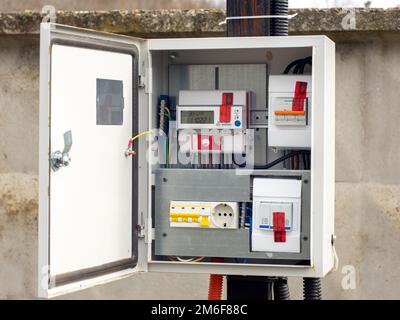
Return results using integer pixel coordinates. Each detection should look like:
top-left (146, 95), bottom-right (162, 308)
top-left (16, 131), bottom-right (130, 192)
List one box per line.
top-left (163, 178), bottom-right (168, 183)
top-left (304, 179), bottom-right (309, 184)
top-left (266, 50), bottom-right (273, 61)
top-left (162, 233), bottom-right (167, 237)
top-left (169, 52), bottom-right (179, 60)
top-left (303, 236), bottom-right (308, 241)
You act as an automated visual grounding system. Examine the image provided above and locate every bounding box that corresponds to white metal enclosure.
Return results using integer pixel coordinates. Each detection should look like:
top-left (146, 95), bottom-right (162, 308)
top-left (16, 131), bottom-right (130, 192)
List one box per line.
top-left (39, 23), bottom-right (335, 298)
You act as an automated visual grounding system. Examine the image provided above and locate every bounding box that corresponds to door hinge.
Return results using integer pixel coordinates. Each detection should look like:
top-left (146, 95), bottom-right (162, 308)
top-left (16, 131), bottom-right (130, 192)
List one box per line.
top-left (136, 224), bottom-right (145, 238)
top-left (138, 75), bottom-right (146, 88)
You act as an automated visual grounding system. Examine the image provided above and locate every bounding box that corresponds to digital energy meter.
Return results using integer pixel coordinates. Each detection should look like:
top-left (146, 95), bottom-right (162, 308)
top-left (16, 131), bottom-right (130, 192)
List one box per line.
top-left (176, 90), bottom-right (250, 130)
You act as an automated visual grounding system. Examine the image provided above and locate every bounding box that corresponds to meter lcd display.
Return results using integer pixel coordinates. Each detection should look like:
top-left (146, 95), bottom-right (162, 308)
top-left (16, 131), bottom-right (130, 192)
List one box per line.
top-left (180, 110), bottom-right (214, 124)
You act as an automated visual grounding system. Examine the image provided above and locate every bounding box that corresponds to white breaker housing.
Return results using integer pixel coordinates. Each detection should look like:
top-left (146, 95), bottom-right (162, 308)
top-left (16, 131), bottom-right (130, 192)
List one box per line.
top-left (252, 178), bottom-right (302, 253)
top-left (268, 75), bottom-right (312, 148)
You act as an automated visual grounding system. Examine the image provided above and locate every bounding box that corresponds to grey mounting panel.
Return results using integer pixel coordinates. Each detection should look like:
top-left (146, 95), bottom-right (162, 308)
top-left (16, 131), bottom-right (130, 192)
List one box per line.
top-left (154, 169), bottom-right (311, 263)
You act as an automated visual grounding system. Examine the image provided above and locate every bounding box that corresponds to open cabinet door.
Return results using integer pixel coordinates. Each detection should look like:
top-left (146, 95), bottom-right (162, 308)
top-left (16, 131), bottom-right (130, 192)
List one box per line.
top-left (38, 23), bottom-right (146, 298)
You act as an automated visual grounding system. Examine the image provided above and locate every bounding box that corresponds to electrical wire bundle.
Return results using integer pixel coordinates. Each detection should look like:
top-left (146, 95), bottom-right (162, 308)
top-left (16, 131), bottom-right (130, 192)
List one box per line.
top-left (233, 149), bottom-right (311, 170)
top-left (284, 56), bottom-right (312, 75)
top-left (284, 150), bottom-right (311, 170)
top-left (244, 204), bottom-right (252, 230)
top-left (159, 99), bottom-right (170, 136)
top-left (126, 96), bottom-right (172, 158)
top-left (254, 150), bottom-right (311, 170)
top-left (158, 97), bottom-right (171, 166)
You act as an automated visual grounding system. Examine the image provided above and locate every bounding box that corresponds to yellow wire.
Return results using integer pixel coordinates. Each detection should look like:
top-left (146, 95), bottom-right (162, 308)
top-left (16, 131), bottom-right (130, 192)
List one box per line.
top-left (130, 130), bottom-right (154, 143)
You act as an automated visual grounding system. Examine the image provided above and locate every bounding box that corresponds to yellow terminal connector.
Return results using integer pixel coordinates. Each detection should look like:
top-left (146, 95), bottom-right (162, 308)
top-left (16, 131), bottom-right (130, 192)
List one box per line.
top-left (200, 216), bottom-right (210, 227)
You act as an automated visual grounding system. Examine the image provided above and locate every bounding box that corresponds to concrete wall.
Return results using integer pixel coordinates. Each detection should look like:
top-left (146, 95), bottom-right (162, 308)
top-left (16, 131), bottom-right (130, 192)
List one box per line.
top-left (0, 0), bottom-right (222, 12)
top-left (1, 22), bottom-right (400, 299)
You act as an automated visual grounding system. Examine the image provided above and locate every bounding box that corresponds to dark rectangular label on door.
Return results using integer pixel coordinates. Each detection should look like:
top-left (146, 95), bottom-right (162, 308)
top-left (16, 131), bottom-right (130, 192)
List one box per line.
top-left (96, 79), bottom-right (124, 125)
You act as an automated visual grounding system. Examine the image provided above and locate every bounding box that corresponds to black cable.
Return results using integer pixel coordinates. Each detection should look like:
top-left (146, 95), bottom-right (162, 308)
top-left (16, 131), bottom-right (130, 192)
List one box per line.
top-left (271, 0), bottom-right (289, 36)
top-left (297, 56), bottom-right (312, 74)
top-left (253, 150), bottom-right (310, 170)
top-left (302, 152), bottom-right (307, 170)
top-left (283, 58), bottom-right (305, 74)
top-left (300, 56), bottom-right (312, 74)
top-left (232, 154), bottom-right (247, 168)
top-left (234, 150), bottom-right (311, 169)
top-left (274, 277), bottom-right (290, 300)
top-left (294, 63), bottom-right (301, 74)
top-left (284, 56), bottom-right (312, 74)
top-left (303, 278), bottom-right (322, 300)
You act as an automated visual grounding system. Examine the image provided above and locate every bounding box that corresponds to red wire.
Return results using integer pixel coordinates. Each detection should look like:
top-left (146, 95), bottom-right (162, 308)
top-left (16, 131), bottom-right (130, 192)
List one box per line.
top-left (208, 258), bottom-right (224, 300)
top-left (208, 275), bottom-right (223, 300)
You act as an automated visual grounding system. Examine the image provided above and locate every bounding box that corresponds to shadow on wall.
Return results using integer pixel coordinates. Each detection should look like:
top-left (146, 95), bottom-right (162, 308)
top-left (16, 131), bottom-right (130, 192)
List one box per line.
top-left (0, 0), bottom-right (224, 12)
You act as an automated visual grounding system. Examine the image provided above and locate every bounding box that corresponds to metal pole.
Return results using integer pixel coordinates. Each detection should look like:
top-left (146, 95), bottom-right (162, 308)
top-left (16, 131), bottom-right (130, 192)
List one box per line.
top-left (225, 0), bottom-right (289, 301)
top-left (226, 0), bottom-right (272, 37)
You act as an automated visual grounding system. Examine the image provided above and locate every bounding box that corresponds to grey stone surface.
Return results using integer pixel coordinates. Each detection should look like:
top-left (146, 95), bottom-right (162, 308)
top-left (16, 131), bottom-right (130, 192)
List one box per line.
top-left (1, 10), bottom-right (400, 300)
top-left (0, 8), bottom-right (400, 36)
top-left (0, 0), bottom-right (222, 12)
top-left (0, 9), bottom-right (226, 37)
top-left (0, 36), bottom-right (39, 175)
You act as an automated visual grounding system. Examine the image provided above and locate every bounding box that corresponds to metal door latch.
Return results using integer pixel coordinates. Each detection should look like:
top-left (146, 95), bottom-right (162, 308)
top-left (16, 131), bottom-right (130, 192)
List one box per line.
top-left (51, 130), bottom-right (72, 171)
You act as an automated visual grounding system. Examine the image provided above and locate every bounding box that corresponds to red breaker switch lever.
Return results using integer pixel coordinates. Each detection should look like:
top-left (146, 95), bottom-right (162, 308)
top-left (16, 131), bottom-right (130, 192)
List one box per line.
top-left (292, 81), bottom-right (308, 111)
top-left (219, 92), bottom-right (233, 123)
top-left (273, 211), bottom-right (286, 243)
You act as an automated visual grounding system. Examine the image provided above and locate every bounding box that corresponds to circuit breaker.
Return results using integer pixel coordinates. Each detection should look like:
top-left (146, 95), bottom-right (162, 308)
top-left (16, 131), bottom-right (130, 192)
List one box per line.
top-left (252, 178), bottom-right (302, 253)
top-left (38, 23), bottom-right (335, 298)
top-left (268, 75), bottom-right (312, 148)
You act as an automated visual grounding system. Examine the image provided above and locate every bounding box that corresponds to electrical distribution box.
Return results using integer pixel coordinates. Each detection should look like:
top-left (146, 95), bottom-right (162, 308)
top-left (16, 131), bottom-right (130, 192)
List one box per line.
top-left (38, 23), bottom-right (335, 298)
